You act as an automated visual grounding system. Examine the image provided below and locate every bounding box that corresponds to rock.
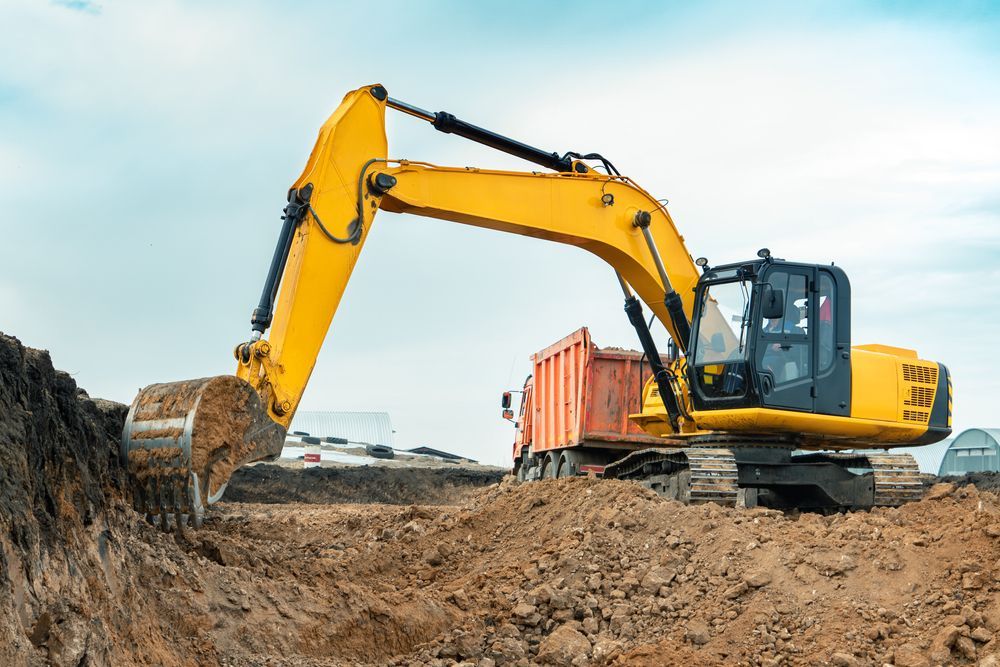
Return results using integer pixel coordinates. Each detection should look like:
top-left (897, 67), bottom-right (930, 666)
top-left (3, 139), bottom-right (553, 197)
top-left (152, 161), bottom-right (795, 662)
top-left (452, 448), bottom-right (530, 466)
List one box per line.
top-left (448, 588), bottom-right (471, 611)
top-left (724, 582), bottom-right (749, 599)
top-left (973, 627), bottom-right (995, 643)
top-left (513, 603), bottom-right (538, 619)
top-left (744, 570), bottom-right (773, 588)
top-left (893, 643), bottom-right (931, 667)
top-left (943, 614), bottom-right (965, 627)
top-left (979, 653), bottom-right (1000, 667)
top-left (552, 609), bottom-right (574, 623)
top-left (685, 619), bottom-right (711, 646)
top-left (423, 546), bottom-right (443, 566)
top-left (453, 632), bottom-right (482, 660)
top-left (935, 625), bottom-right (961, 649)
top-left (489, 637), bottom-right (526, 662)
top-left (535, 625), bottom-right (590, 666)
top-left (512, 603), bottom-right (542, 626)
top-left (811, 552), bottom-right (858, 577)
top-left (549, 588), bottom-right (573, 610)
top-left (957, 635), bottom-right (978, 660)
top-left (591, 639), bottom-right (622, 663)
top-left (831, 652), bottom-right (859, 667)
top-left (925, 483), bottom-right (955, 500)
top-left (526, 584), bottom-right (553, 606)
top-left (794, 563), bottom-right (819, 583)
top-left (640, 566), bottom-right (676, 594)
top-left (928, 625), bottom-right (962, 664)
top-left (498, 622), bottom-right (521, 638)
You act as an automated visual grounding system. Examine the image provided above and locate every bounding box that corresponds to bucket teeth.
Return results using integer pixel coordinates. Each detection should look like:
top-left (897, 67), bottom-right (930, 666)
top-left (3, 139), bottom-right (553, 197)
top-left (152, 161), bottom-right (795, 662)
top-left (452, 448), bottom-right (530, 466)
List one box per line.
top-left (124, 440), bottom-right (201, 533)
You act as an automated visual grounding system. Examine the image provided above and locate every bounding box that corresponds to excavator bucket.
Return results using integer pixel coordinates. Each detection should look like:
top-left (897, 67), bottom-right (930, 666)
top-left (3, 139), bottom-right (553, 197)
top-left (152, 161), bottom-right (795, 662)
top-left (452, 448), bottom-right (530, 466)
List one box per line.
top-left (121, 375), bottom-right (285, 530)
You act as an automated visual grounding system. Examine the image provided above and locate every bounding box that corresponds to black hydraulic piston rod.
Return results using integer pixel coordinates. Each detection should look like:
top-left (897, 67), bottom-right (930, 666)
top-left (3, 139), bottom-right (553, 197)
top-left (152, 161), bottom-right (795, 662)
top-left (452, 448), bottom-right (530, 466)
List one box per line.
top-left (617, 275), bottom-right (683, 430)
top-left (381, 90), bottom-right (577, 173)
top-left (250, 185), bottom-right (313, 337)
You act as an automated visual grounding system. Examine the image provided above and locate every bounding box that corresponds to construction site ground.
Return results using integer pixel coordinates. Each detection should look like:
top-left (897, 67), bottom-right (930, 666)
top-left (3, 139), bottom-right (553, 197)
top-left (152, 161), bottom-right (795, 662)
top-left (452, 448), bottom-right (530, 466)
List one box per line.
top-left (3, 331), bottom-right (1000, 667)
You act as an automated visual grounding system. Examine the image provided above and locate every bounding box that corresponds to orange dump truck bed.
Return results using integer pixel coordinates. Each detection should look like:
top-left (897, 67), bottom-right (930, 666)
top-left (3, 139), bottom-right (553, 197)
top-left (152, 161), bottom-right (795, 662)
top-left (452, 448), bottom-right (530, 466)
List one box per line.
top-left (514, 327), bottom-right (663, 461)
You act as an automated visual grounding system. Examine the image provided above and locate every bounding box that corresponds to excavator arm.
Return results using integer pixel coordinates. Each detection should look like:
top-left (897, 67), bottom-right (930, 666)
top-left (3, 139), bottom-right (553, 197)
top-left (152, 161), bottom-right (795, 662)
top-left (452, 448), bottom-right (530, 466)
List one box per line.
top-left (121, 83), bottom-right (706, 529)
top-left (242, 84), bottom-right (703, 430)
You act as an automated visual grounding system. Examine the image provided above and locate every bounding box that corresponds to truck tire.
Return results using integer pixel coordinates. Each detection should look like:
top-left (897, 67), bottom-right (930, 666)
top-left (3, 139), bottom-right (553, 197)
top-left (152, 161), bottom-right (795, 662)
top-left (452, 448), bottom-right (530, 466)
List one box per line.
top-left (542, 453), bottom-right (558, 479)
top-left (365, 443), bottom-right (395, 460)
top-left (301, 436), bottom-right (322, 445)
top-left (555, 454), bottom-right (576, 478)
top-left (324, 436), bottom-right (349, 445)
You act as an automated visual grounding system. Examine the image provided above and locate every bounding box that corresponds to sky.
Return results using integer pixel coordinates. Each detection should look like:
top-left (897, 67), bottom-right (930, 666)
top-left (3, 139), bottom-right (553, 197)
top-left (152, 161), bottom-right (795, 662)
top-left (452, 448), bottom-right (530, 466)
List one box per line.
top-left (1, 1), bottom-right (998, 466)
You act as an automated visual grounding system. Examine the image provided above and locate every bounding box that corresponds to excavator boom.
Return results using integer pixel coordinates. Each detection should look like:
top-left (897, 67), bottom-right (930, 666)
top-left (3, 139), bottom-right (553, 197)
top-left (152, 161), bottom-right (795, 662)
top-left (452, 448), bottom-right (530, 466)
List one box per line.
top-left (121, 83), bottom-right (700, 528)
top-left (244, 84), bottom-right (702, 430)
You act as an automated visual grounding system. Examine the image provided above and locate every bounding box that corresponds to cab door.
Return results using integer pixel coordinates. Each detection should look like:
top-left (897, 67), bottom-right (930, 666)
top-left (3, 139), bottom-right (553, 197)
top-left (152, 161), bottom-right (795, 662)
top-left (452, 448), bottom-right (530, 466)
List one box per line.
top-left (813, 269), bottom-right (851, 416)
top-left (755, 267), bottom-right (814, 411)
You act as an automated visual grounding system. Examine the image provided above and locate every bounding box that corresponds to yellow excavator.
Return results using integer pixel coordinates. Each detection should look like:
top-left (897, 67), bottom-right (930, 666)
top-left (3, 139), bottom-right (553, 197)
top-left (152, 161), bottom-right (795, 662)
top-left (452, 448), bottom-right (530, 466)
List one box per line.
top-left (121, 84), bottom-right (951, 528)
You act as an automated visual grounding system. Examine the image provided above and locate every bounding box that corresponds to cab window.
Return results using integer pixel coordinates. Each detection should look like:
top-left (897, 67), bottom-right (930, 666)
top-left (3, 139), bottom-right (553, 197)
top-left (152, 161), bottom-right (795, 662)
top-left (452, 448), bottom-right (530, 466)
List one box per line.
top-left (694, 280), bottom-right (751, 365)
top-left (759, 271), bottom-right (810, 386)
top-left (818, 272), bottom-right (835, 373)
top-left (692, 279), bottom-right (751, 399)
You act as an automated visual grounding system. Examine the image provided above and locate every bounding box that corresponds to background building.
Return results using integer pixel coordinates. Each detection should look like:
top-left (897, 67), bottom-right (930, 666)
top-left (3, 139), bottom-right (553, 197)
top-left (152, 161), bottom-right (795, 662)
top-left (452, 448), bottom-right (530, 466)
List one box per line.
top-left (880, 428), bottom-right (999, 476)
top-left (937, 429), bottom-right (1000, 476)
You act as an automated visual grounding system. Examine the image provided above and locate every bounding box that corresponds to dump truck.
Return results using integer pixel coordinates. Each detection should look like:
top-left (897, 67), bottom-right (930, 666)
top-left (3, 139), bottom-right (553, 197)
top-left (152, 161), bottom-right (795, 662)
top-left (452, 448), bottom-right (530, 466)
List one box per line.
top-left (504, 327), bottom-right (668, 481)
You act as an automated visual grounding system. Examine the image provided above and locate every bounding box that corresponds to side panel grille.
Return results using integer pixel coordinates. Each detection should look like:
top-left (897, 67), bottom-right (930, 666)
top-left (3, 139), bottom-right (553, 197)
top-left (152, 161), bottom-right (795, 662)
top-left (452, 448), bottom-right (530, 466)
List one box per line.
top-left (904, 386), bottom-right (934, 408)
top-left (902, 363), bottom-right (937, 385)
top-left (902, 409), bottom-right (929, 423)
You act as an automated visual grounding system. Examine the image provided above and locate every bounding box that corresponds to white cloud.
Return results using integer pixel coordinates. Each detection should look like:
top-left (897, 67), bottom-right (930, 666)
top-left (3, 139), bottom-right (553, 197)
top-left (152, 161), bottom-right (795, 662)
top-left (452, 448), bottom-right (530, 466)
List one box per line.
top-left (0, 3), bottom-right (997, 465)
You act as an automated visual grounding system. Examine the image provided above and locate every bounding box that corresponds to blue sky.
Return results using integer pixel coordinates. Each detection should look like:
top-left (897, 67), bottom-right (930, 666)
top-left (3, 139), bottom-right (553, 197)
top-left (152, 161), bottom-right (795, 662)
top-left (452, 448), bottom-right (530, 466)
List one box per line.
top-left (1, 1), bottom-right (998, 465)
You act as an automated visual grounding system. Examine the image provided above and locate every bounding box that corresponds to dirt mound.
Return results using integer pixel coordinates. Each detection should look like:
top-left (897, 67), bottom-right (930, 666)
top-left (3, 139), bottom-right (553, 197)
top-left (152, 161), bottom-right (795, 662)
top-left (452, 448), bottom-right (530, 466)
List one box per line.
top-left (946, 471), bottom-right (1000, 494)
top-left (0, 333), bottom-right (173, 665)
top-left (312, 477), bottom-right (1000, 666)
top-left (4, 329), bottom-right (1000, 666)
top-left (223, 463), bottom-right (503, 505)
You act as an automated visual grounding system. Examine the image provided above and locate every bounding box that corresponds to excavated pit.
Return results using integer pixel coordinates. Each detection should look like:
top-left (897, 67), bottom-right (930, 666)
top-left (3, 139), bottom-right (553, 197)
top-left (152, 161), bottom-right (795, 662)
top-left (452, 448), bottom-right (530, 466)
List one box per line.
top-left (2, 330), bottom-right (1000, 666)
top-left (223, 464), bottom-right (504, 505)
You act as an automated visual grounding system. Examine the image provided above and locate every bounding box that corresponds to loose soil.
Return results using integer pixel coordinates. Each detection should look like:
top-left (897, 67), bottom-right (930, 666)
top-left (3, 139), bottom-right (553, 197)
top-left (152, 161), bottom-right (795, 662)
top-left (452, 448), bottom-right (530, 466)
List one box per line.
top-left (2, 330), bottom-right (1000, 666)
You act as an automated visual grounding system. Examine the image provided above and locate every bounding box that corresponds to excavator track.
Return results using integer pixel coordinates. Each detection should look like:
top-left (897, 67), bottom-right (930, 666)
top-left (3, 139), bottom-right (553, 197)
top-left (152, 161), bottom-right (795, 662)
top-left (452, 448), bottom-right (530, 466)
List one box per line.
top-left (685, 448), bottom-right (740, 506)
top-left (602, 446), bottom-right (925, 510)
top-left (604, 447), bottom-right (739, 506)
top-left (864, 452), bottom-right (924, 506)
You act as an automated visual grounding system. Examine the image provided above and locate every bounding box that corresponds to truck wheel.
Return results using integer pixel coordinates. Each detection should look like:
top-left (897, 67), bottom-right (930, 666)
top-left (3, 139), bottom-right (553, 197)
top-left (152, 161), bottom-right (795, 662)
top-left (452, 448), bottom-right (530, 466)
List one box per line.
top-left (555, 455), bottom-right (575, 478)
top-left (542, 453), bottom-right (558, 479)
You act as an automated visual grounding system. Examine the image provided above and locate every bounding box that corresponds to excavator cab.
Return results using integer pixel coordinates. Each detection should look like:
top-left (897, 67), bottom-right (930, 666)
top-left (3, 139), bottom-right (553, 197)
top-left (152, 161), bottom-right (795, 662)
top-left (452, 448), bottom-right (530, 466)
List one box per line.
top-left (686, 254), bottom-right (852, 418)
